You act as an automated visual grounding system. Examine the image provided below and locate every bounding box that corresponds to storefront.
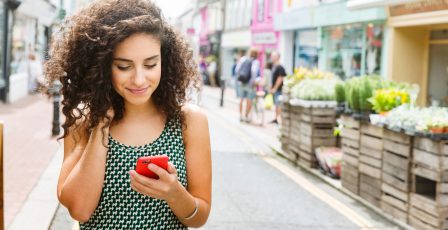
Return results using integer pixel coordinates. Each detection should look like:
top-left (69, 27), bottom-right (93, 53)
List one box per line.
top-left (386, 1), bottom-right (448, 106)
top-left (251, 0), bottom-right (282, 75)
top-left (274, 0), bottom-right (386, 79)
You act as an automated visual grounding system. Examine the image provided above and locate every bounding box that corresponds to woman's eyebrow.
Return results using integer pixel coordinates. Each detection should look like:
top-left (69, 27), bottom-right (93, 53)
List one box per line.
top-left (113, 55), bottom-right (159, 62)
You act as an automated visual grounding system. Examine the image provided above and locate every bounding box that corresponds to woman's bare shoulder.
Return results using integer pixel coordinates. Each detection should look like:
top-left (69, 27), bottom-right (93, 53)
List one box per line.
top-left (181, 104), bottom-right (208, 134)
top-left (182, 104), bottom-right (207, 120)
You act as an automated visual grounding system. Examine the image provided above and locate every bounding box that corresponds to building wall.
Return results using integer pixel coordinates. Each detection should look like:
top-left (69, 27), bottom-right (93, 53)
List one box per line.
top-left (389, 26), bottom-right (428, 105)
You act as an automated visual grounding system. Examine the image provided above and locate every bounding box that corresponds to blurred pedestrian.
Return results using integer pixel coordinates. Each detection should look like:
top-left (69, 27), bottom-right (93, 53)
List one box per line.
top-left (45, 0), bottom-right (211, 229)
top-left (206, 55), bottom-right (217, 87)
top-left (236, 47), bottom-right (260, 122)
top-left (27, 52), bottom-right (43, 93)
top-left (232, 50), bottom-right (244, 98)
top-left (262, 61), bottom-right (273, 95)
top-left (269, 51), bottom-right (286, 124)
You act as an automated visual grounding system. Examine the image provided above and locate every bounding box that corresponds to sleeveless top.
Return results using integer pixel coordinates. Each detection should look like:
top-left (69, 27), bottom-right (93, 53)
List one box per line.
top-left (80, 119), bottom-right (188, 230)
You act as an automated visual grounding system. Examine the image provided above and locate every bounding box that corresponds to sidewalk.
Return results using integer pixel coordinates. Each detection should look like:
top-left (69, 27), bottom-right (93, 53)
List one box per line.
top-left (0, 94), bottom-right (61, 229)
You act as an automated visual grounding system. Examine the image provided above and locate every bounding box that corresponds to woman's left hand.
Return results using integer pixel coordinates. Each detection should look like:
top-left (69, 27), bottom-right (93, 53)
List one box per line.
top-left (129, 162), bottom-right (183, 202)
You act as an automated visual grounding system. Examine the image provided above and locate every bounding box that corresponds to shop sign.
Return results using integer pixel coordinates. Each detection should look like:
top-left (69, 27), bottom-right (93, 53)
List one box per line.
top-left (253, 32), bottom-right (277, 44)
top-left (389, 0), bottom-right (448, 17)
top-left (187, 28), bottom-right (195, 35)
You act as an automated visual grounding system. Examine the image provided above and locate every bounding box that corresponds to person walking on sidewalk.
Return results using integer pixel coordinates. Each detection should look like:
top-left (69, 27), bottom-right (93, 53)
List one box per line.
top-left (236, 48), bottom-right (260, 122)
top-left (269, 51), bottom-right (287, 124)
top-left (45, 0), bottom-right (212, 229)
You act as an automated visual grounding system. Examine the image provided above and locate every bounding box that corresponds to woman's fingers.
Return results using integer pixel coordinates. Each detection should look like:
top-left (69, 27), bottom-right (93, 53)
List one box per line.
top-left (147, 163), bottom-right (174, 180)
top-left (129, 170), bottom-right (156, 187)
top-left (167, 162), bottom-right (177, 175)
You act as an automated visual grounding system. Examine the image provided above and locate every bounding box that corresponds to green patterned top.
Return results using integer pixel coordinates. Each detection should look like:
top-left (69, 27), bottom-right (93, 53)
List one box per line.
top-left (80, 119), bottom-right (188, 230)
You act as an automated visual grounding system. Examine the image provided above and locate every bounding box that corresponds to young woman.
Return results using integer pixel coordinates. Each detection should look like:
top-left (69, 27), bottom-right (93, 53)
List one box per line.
top-left (45, 0), bottom-right (212, 229)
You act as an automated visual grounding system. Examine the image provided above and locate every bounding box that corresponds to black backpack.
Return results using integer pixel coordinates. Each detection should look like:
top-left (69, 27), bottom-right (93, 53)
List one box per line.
top-left (237, 58), bottom-right (253, 84)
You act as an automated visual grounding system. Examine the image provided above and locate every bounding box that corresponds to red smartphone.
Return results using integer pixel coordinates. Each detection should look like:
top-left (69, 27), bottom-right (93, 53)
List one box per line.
top-left (135, 155), bottom-right (169, 179)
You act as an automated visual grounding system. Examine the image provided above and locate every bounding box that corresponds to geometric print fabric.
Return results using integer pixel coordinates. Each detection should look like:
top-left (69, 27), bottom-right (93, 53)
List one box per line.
top-left (80, 118), bottom-right (188, 229)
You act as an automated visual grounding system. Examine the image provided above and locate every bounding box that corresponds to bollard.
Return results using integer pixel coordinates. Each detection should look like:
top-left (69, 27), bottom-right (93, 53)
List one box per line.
top-left (50, 80), bottom-right (62, 136)
top-left (220, 79), bottom-right (225, 107)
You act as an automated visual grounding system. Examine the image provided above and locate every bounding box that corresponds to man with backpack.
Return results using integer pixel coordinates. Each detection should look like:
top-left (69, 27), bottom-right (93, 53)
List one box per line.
top-left (235, 48), bottom-right (260, 122)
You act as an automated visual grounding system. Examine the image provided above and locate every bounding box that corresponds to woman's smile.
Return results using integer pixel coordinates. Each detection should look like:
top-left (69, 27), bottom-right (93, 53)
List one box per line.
top-left (127, 87), bottom-right (148, 95)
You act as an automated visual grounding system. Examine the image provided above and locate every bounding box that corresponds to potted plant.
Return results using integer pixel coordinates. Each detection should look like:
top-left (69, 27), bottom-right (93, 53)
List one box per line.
top-left (429, 117), bottom-right (448, 134)
top-left (335, 82), bottom-right (345, 114)
top-left (368, 89), bottom-right (409, 115)
top-left (359, 80), bottom-right (373, 121)
top-left (349, 86), bottom-right (361, 120)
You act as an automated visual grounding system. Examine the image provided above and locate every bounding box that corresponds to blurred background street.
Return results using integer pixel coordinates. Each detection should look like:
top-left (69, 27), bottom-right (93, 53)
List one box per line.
top-left (1, 0), bottom-right (448, 229)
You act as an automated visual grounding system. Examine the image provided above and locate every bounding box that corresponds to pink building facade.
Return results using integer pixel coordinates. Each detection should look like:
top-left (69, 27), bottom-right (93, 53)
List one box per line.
top-left (251, 0), bottom-right (282, 72)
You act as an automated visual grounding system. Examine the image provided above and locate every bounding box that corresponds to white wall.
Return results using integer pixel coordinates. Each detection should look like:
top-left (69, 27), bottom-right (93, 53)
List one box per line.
top-left (279, 30), bottom-right (294, 74)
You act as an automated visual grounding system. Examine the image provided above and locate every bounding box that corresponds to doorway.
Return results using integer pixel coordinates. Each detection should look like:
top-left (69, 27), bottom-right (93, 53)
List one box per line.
top-left (427, 29), bottom-right (448, 106)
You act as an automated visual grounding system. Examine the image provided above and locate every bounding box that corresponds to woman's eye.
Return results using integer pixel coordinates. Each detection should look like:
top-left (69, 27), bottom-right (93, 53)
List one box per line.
top-left (145, 64), bottom-right (157, 69)
top-left (117, 65), bottom-right (131, 70)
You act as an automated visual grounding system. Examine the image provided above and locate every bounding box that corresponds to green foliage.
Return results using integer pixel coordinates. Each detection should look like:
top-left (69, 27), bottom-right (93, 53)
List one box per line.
top-left (349, 87), bottom-right (360, 112)
top-left (368, 89), bottom-right (410, 113)
top-left (334, 82), bottom-right (345, 103)
top-left (359, 79), bottom-right (373, 112)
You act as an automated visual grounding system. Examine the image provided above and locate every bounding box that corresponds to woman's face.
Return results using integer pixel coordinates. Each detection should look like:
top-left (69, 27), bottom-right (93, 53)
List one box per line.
top-left (111, 33), bottom-right (162, 106)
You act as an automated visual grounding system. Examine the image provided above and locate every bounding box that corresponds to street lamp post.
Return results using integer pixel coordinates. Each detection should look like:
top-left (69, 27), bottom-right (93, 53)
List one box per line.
top-left (50, 0), bottom-right (65, 137)
top-left (50, 80), bottom-right (62, 136)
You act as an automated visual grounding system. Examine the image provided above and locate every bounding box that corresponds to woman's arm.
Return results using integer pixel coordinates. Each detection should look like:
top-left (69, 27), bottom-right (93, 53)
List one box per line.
top-left (57, 120), bottom-right (110, 222)
top-left (174, 104), bottom-right (212, 227)
top-left (129, 104), bottom-right (212, 227)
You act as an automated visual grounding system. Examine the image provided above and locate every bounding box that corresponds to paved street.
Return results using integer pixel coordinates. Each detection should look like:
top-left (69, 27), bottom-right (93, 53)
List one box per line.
top-left (0, 94), bottom-right (60, 229)
top-left (48, 86), bottom-right (400, 229)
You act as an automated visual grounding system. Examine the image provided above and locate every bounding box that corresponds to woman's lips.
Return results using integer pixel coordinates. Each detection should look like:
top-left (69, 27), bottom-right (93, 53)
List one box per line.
top-left (127, 87), bottom-right (148, 95)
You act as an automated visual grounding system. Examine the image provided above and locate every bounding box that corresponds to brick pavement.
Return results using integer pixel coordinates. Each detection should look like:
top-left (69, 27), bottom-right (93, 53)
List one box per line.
top-left (0, 94), bottom-right (60, 228)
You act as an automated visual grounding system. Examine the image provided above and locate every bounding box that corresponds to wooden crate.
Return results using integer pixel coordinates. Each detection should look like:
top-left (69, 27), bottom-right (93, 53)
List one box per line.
top-left (280, 102), bottom-right (291, 137)
top-left (409, 193), bottom-right (448, 230)
top-left (341, 161), bottom-right (359, 194)
top-left (293, 105), bottom-right (337, 169)
top-left (340, 115), bottom-right (361, 195)
top-left (381, 129), bottom-right (413, 224)
top-left (298, 131), bottom-right (336, 169)
top-left (360, 173), bottom-right (382, 207)
top-left (287, 105), bottom-right (301, 163)
top-left (300, 107), bottom-right (336, 125)
top-left (409, 138), bottom-right (448, 230)
top-left (359, 123), bottom-right (383, 180)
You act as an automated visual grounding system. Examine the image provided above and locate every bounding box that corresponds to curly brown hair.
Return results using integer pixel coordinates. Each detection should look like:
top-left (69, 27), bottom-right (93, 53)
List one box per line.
top-left (45, 0), bottom-right (199, 140)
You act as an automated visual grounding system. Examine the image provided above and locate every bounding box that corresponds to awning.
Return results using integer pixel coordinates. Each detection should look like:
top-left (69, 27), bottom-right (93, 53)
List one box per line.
top-left (16, 0), bottom-right (57, 26)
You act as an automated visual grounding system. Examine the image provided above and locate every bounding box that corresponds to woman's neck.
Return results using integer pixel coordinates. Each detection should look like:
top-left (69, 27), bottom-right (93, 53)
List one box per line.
top-left (122, 99), bottom-right (159, 120)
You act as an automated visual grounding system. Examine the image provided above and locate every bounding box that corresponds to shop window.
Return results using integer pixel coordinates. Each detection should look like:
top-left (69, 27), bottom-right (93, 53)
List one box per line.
top-left (326, 23), bottom-right (383, 79)
top-left (294, 30), bottom-right (318, 69)
top-left (257, 0), bottom-right (265, 22)
top-left (267, 0), bottom-right (273, 19)
top-left (365, 24), bottom-right (383, 75)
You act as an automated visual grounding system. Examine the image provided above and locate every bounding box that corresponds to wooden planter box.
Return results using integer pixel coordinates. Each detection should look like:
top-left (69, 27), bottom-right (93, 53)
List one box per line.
top-left (381, 129), bottom-right (413, 223)
top-left (340, 115), bottom-right (361, 195)
top-left (359, 123), bottom-right (383, 208)
top-left (280, 102), bottom-right (291, 154)
top-left (297, 106), bottom-right (336, 168)
top-left (409, 137), bottom-right (448, 230)
top-left (281, 104), bottom-right (300, 163)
